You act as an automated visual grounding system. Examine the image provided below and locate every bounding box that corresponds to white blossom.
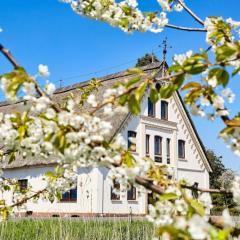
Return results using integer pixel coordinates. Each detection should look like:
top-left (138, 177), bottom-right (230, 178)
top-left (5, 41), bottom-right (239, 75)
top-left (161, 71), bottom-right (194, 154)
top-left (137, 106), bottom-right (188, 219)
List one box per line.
top-left (45, 82), bottom-right (56, 95)
top-left (38, 64), bottom-right (50, 77)
top-left (188, 215), bottom-right (210, 240)
top-left (87, 94), bottom-right (97, 107)
top-left (212, 95), bottom-right (225, 109)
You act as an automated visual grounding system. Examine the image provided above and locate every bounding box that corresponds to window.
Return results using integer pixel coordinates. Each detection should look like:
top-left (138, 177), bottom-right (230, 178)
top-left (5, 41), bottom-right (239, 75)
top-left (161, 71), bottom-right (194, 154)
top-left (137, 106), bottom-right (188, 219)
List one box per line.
top-left (128, 131), bottom-right (137, 152)
top-left (154, 136), bottom-right (162, 163)
top-left (166, 138), bottom-right (171, 164)
top-left (61, 187), bottom-right (77, 202)
top-left (148, 98), bottom-right (155, 117)
top-left (111, 180), bottom-right (120, 200)
top-left (178, 140), bottom-right (185, 159)
top-left (18, 179), bottom-right (28, 191)
top-left (146, 134), bottom-right (150, 156)
top-left (161, 101), bottom-right (168, 120)
top-left (127, 185), bottom-right (136, 201)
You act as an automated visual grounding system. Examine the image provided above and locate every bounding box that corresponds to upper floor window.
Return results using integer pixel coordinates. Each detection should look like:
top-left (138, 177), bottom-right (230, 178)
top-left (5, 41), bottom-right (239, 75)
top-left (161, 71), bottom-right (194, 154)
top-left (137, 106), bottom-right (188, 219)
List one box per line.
top-left (146, 134), bottom-right (150, 156)
top-left (161, 101), bottom-right (168, 120)
top-left (111, 180), bottom-right (120, 200)
top-left (61, 186), bottom-right (77, 202)
top-left (148, 98), bottom-right (155, 117)
top-left (128, 131), bottom-right (137, 152)
top-left (166, 138), bottom-right (171, 164)
top-left (18, 179), bottom-right (28, 192)
top-left (127, 185), bottom-right (137, 201)
top-left (154, 136), bottom-right (162, 163)
top-left (178, 140), bottom-right (185, 159)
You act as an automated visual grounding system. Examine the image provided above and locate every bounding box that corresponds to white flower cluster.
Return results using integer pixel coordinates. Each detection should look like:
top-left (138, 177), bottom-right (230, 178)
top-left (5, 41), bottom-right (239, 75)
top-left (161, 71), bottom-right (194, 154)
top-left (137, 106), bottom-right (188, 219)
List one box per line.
top-left (191, 87), bottom-right (235, 120)
top-left (62, 0), bottom-right (168, 33)
top-left (221, 127), bottom-right (240, 156)
top-left (173, 50), bottom-right (193, 65)
top-left (157, 0), bottom-right (183, 12)
top-left (109, 156), bottom-right (151, 190)
top-left (147, 190), bottom-right (219, 240)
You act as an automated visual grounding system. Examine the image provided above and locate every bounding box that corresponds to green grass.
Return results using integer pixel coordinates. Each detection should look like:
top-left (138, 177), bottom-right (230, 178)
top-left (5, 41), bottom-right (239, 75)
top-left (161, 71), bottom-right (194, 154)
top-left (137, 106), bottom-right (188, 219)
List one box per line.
top-left (0, 219), bottom-right (154, 240)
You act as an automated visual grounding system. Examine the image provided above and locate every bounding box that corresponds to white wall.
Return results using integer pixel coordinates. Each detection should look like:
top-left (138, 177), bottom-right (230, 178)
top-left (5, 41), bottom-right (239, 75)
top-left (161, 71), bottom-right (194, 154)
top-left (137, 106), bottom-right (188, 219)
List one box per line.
top-left (1, 90), bottom-right (210, 216)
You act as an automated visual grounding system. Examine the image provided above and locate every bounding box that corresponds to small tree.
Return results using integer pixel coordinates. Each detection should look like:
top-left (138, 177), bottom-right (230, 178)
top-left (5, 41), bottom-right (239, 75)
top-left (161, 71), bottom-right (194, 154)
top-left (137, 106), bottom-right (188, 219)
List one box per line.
top-left (207, 149), bottom-right (226, 189)
top-left (135, 53), bottom-right (160, 67)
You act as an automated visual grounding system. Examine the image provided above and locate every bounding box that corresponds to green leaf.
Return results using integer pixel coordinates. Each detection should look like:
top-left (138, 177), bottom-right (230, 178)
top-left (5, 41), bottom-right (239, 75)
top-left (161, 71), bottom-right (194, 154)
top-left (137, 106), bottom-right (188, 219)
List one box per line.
top-left (123, 151), bottom-right (135, 168)
top-left (173, 74), bottom-right (185, 89)
top-left (18, 125), bottom-right (26, 140)
top-left (216, 43), bottom-right (237, 62)
top-left (168, 64), bottom-right (182, 73)
top-left (159, 193), bottom-right (178, 201)
top-left (135, 82), bottom-right (147, 101)
top-left (119, 94), bottom-right (128, 106)
top-left (181, 82), bottom-right (201, 91)
top-left (125, 77), bottom-right (141, 88)
top-left (128, 94), bottom-right (140, 115)
top-left (183, 62), bottom-right (207, 75)
top-left (232, 66), bottom-right (240, 77)
top-left (189, 199), bottom-right (205, 216)
top-left (149, 87), bottom-right (159, 103)
top-left (208, 68), bottom-right (229, 87)
top-left (45, 171), bottom-right (56, 180)
top-left (160, 85), bottom-right (176, 99)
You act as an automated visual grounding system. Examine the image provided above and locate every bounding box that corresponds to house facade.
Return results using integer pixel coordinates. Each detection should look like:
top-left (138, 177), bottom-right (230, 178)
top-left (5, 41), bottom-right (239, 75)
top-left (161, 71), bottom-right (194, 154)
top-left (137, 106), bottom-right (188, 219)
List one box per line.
top-left (0, 62), bottom-right (212, 217)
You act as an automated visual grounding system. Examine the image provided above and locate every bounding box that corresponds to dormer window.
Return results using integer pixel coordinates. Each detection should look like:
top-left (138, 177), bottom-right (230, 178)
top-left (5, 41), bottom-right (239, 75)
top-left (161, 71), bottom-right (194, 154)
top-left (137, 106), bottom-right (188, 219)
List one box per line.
top-left (161, 101), bottom-right (168, 120)
top-left (148, 98), bottom-right (155, 117)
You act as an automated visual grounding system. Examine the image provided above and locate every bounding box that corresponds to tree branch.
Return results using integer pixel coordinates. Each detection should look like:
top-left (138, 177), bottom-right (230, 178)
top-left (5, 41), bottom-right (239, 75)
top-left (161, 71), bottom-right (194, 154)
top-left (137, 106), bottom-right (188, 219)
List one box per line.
top-left (9, 188), bottom-right (47, 209)
top-left (166, 24), bottom-right (206, 32)
top-left (0, 44), bottom-right (20, 68)
top-left (181, 184), bottom-right (232, 195)
top-left (135, 176), bottom-right (165, 194)
top-left (135, 175), bottom-right (232, 195)
top-left (176, 0), bottom-right (204, 26)
top-left (0, 43), bottom-right (60, 113)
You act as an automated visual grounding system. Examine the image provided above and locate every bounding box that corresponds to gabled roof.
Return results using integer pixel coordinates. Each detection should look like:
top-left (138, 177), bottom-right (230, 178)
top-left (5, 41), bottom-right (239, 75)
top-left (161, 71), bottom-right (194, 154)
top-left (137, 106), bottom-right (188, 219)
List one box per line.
top-left (0, 61), bottom-right (211, 170)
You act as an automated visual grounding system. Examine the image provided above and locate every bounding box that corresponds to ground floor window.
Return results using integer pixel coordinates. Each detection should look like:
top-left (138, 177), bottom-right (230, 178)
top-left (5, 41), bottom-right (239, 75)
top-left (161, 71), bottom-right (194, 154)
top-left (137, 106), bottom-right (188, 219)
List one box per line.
top-left (18, 179), bottom-right (28, 192)
top-left (61, 187), bottom-right (77, 202)
top-left (127, 185), bottom-right (136, 200)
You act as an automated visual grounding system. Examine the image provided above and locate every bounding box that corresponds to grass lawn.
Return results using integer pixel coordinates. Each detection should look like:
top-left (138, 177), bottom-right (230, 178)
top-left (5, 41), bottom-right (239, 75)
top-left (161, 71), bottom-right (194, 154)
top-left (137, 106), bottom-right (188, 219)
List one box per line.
top-left (0, 219), bottom-right (154, 240)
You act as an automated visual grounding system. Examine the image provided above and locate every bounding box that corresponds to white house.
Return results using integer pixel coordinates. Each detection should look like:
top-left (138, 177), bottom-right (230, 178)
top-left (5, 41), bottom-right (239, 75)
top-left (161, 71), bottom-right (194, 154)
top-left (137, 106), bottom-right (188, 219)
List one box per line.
top-left (0, 62), bottom-right (212, 217)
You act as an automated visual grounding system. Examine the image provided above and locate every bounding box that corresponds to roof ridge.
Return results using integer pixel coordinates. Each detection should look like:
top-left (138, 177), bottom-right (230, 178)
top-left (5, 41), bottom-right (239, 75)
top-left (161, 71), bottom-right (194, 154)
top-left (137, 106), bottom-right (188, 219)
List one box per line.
top-left (0, 61), bottom-right (163, 108)
top-left (54, 61), bottom-right (163, 94)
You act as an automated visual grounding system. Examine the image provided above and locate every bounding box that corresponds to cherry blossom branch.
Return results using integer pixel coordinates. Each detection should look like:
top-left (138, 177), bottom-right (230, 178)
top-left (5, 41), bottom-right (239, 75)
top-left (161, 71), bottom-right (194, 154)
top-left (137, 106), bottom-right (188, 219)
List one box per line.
top-left (8, 188), bottom-right (47, 209)
top-left (166, 24), bottom-right (206, 32)
top-left (181, 184), bottom-right (232, 194)
top-left (0, 43), bottom-right (60, 113)
top-left (0, 44), bottom-right (20, 68)
top-left (135, 175), bottom-right (232, 195)
top-left (176, 0), bottom-right (205, 26)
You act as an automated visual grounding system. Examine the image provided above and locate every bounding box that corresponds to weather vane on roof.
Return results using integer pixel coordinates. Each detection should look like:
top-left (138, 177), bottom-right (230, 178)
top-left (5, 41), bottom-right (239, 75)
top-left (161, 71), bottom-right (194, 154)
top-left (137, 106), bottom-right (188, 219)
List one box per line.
top-left (159, 37), bottom-right (172, 62)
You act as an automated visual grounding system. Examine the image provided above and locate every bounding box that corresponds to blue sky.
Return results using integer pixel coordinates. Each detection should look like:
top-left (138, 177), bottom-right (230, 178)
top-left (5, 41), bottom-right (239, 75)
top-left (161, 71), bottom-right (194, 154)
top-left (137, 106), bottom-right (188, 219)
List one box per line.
top-left (0, 0), bottom-right (240, 171)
